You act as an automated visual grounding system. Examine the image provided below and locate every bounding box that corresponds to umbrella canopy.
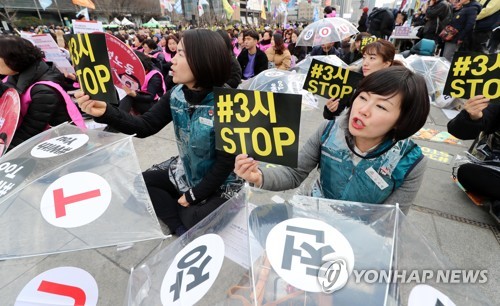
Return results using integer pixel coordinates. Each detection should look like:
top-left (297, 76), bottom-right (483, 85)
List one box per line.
top-left (125, 186), bottom-right (491, 305)
top-left (238, 69), bottom-right (318, 109)
top-left (405, 55), bottom-right (452, 104)
top-left (0, 123), bottom-right (165, 259)
top-left (290, 54), bottom-right (348, 74)
top-left (296, 18), bottom-right (359, 47)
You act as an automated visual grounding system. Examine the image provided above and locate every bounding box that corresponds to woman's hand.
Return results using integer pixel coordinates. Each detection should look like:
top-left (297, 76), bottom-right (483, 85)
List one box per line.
top-left (234, 154), bottom-right (262, 186)
top-left (463, 95), bottom-right (490, 120)
top-left (325, 98), bottom-right (340, 113)
top-left (64, 72), bottom-right (77, 81)
top-left (178, 194), bottom-right (189, 207)
top-left (74, 90), bottom-right (107, 117)
top-left (123, 85), bottom-right (137, 97)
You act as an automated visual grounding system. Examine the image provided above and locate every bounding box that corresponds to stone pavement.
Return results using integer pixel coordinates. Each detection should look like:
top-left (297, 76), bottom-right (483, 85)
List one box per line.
top-left (0, 99), bottom-right (498, 305)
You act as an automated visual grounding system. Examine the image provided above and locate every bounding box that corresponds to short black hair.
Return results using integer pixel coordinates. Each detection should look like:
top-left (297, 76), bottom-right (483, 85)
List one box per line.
top-left (133, 50), bottom-right (153, 72)
top-left (350, 66), bottom-right (430, 141)
top-left (142, 39), bottom-right (158, 50)
top-left (243, 29), bottom-right (259, 41)
top-left (0, 36), bottom-right (44, 73)
top-left (182, 29), bottom-right (231, 89)
top-left (216, 29), bottom-right (233, 52)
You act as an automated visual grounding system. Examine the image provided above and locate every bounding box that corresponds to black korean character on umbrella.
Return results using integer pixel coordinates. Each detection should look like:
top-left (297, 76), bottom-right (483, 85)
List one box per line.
top-left (170, 245), bottom-right (212, 301)
top-left (281, 225), bottom-right (335, 276)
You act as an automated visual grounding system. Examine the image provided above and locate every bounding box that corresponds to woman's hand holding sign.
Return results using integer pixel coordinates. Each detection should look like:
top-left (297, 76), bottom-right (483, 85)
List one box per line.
top-left (75, 90), bottom-right (107, 117)
top-left (325, 98), bottom-right (340, 113)
top-left (464, 95), bottom-right (490, 121)
top-left (235, 154), bottom-right (263, 187)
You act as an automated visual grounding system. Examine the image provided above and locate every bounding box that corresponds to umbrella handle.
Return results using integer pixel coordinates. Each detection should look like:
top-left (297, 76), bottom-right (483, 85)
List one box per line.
top-left (227, 285), bottom-right (254, 306)
top-left (250, 256), bottom-right (271, 305)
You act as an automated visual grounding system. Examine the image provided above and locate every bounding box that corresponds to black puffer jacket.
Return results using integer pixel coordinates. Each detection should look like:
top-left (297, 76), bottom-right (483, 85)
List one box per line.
top-left (423, 0), bottom-right (452, 40)
top-left (449, 1), bottom-right (483, 43)
top-left (367, 8), bottom-right (395, 38)
top-left (4, 60), bottom-right (72, 148)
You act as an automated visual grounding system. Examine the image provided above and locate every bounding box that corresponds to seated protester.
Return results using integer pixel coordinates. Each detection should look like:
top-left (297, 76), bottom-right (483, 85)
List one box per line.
top-left (233, 32), bottom-right (245, 57)
top-left (142, 39), bottom-right (165, 71)
top-left (161, 34), bottom-right (178, 62)
top-left (132, 34), bottom-right (147, 52)
top-left (259, 30), bottom-right (273, 53)
top-left (0, 36), bottom-right (84, 150)
top-left (76, 29), bottom-right (242, 236)
top-left (117, 51), bottom-right (166, 115)
top-left (447, 96), bottom-right (500, 223)
top-left (287, 30), bottom-right (307, 66)
top-left (342, 33), bottom-right (370, 64)
top-left (235, 67), bottom-right (429, 214)
top-left (265, 33), bottom-right (292, 70)
top-left (237, 29), bottom-right (269, 80)
top-left (216, 29), bottom-right (242, 88)
top-left (324, 39), bottom-right (399, 120)
top-left (310, 42), bottom-right (340, 56)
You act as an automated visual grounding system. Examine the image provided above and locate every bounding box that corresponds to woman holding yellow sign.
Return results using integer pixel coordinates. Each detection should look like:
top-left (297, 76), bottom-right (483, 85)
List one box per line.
top-left (76, 29), bottom-right (242, 236)
top-left (235, 67), bottom-right (429, 213)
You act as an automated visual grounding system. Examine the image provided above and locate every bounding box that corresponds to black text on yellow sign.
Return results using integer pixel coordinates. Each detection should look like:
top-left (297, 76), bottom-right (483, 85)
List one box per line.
top-left (303, 58), bottom-right (363, 101)
top-left (66, 33), bottom-right (118, 105)
top-left (444, 52), bottom-right (500, 103)
top-left (214, 88), bottom-right (302, 168)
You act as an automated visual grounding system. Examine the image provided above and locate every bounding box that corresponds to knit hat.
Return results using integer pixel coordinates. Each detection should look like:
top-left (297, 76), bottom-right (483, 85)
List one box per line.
top-left (362, 7), bottom-right (369, 13)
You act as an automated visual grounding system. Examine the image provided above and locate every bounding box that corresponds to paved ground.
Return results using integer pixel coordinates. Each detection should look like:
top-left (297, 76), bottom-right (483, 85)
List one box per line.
top-left (1, 98), bottom-right (498, 305)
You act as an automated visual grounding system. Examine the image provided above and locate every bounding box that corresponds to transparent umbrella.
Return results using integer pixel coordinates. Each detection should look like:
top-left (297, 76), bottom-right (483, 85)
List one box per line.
top-left (405, 55), bottom-right (452, 105)
top-left (296, 18), bottom-right (359, 47)
top-left (290, 55), bottom-right (348, 74)
top-left (239, 69), bottom-right (318, 110)
top-left (0, 123), bottom-right (165, 259)
top-left (126, 186), bottom-right (492, 305)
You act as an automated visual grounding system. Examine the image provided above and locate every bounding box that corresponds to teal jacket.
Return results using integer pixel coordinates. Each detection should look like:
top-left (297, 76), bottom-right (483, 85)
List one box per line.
top-left (169, 85), bottom-right (239, 193)
top-left (317, 120), bottom-right (424, 203)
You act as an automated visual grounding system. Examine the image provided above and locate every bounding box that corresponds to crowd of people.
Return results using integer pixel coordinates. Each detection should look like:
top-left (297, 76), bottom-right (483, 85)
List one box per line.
top-left (0, 2), bottom-right (499, 235)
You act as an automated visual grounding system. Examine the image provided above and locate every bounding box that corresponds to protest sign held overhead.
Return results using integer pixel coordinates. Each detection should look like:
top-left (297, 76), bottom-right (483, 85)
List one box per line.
top-left (72, 20), bottom-right (103, 34)
top-left (214, 88), bottom-right (301, 167)
top-left (104, 33), bottom-right (146, 91)
top-left (443, 52), bottom-right (500, 103)
top-left (303, 59), bottom-right (363, 101)
top-left (30, 34), bottom-right (75, 75)
top-left (0, 89), bottom-right (20, 157)
top-left (66, 33), bottom-right (118, 105)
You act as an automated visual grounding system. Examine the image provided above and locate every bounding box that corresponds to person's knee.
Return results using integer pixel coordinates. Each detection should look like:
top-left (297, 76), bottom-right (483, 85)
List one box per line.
top-left (456, 163), bottom-right (474, 186)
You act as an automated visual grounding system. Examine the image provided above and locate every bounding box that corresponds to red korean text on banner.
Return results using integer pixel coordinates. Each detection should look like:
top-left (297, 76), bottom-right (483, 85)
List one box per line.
top-left (104, 33), bottom-right (146, 91)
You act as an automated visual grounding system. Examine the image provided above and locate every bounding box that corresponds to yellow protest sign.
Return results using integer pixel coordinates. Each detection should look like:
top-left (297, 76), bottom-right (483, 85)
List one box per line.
top-left (444, 52), bottom-right (500, 102)
top-left (303, 59), bottom-right (363, 101)
top-left (214, 88), bottom-right (302, 167)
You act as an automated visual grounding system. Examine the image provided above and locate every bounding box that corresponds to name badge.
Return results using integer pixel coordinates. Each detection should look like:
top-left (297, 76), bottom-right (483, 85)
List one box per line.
top-left (365, 167), bottom-right (389, 190)
top-left (199, 117), bottom-right (213, 127)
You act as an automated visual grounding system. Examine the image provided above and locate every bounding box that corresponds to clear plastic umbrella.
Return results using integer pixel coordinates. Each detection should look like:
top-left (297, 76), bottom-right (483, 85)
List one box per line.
top-left (405, 55), bottom-right (452, 105)
top-left (126, 186), bottom-right (491, 305)
top-left (239, 69), bottom-right (318, 110)
top-left (0, 123), bottom-right (165, 259)
top-left (290, 55), bottom-right (348, 74)
top-left (296, 18), bottom-right (359, 47)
